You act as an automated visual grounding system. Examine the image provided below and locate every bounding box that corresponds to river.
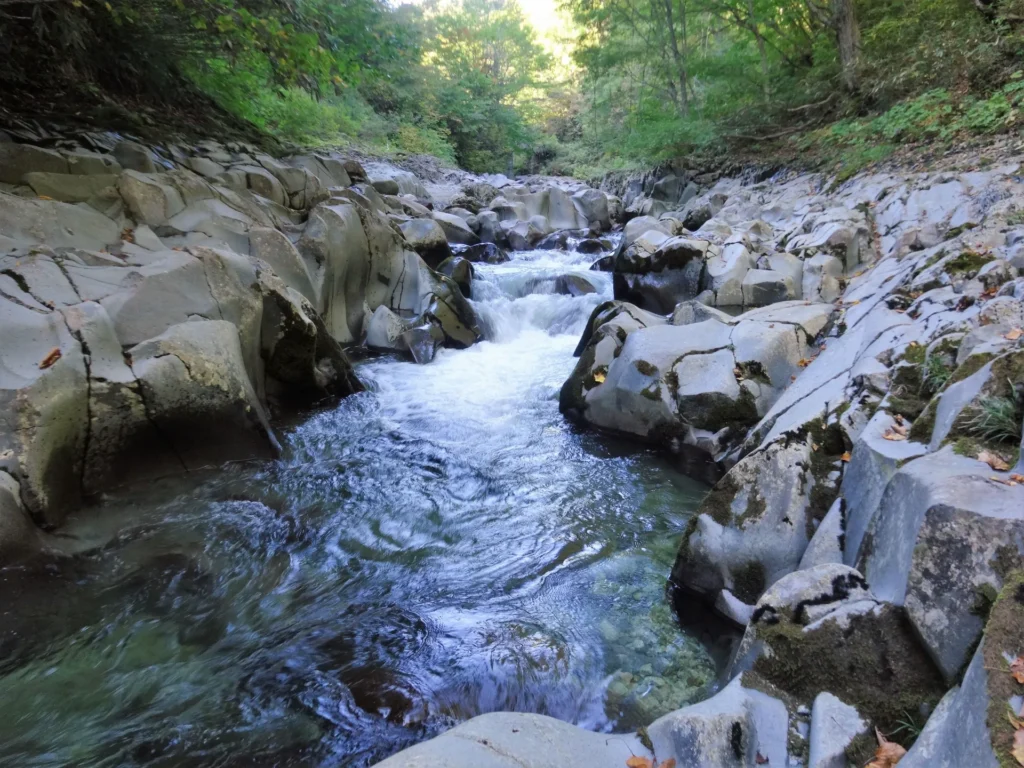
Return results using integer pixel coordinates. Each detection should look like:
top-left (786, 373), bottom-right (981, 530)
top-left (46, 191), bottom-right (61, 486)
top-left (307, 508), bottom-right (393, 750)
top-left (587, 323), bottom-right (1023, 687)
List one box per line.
top-left (0, 242), bottom-right (716, 767)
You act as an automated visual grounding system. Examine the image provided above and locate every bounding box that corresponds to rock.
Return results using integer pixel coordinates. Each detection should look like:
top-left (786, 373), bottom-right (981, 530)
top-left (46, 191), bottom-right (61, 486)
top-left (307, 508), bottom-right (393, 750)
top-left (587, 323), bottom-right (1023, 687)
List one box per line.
top-left (742, 269), bottom-right (797, 307)
top-left (614, 237), bottom-right (714, 314)
top-left (505, 219), bottom-right (546, 250)
top-left (128, 320), bottom-right (280, 469)
top-left (249, 226), bottom-right (316, 304)
top-left (182, 156), bottom-right (225, 178)
top-left (371, 178), bottom-right (401, 196)
top-left (437, 256), bottom-right (473, 298)
top-left (860, 447), bottom-right (1024, 683)
top-left (0, 293), bottom-right (89, 524)
top-left (802, 253), bottom-right (844, 303)
top-left (64, 149), bottom-right (121, 176)
top-left (258, 272), bottom-right (363, 402)
top-left (573, 188), bottom-right (611, 231)
top-left (421, 273), bottom-right (483, 349)
top-left (898, 574), bottom-right (1023, 768)
top-left (622, 215), bottom-right (671, 249)
top-left (0, 142), bottom-right (68, 183)
top-left (374, 711), bottom-right (647, 768)
top-left (400, 218), bottom-right (452, 268)
top-left (22, 172), bottom-right (118, 203)
top-left (0, 471), bottom-right (45, 561)
top-left (799, 498), bottom-right (845, 569)
top-left (590, 255), bottom-right (615, 271)
top-left (460, 242), bottom-right (509, 264)
top-left (702, 243), bottom-right (754, 307)
top-left (401, 323), bottom-right (445, 364)
top-left (575, 238), bottom-right (606, 255)
top-left (239, 165), bottom-right (287, 206)
top-left (434, 211), bottom-right (480, 245)
top-left (118, 170), bottom-right (186, 227)
top-left (365, 305), bottom-right (412, 352)
top-left (808, 693), bottom-right (869, 768)
top-left (646, 675), bottom-right (790, 767)
top-left (564, 301), bottom-right (833, 466)
top-left (534, 230), bottom-right (572, 250)
top-left (728, 566), bottom-right (946, 733)
top-left (0, 194), bottom-right (120, 251)
top-left (112, 140), bottom-right (159, 173)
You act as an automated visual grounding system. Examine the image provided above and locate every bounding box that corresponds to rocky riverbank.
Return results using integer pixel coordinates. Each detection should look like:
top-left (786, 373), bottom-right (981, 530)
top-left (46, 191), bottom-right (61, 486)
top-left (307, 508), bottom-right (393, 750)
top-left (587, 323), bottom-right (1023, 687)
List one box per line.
top-left (1, 124), bottom-right (1022, 767)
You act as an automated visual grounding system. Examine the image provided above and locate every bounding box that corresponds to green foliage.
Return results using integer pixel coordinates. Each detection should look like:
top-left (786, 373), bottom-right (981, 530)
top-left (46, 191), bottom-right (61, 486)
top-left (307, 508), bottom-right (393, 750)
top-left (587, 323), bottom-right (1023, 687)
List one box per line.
top-left (965, 389), bottom-right (1024, 445)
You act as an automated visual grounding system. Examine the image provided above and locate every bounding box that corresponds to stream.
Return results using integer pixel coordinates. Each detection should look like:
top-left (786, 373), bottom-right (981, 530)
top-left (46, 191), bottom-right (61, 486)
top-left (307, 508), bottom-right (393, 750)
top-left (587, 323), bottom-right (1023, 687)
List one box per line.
top-left (0, 243), bottom-right (717, 767)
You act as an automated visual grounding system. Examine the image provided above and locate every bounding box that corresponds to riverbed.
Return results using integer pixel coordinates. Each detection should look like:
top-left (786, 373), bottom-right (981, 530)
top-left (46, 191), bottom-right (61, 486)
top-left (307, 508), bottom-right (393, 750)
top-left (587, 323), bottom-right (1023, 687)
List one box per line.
top-left (0, 244), bottom-right (716, 767)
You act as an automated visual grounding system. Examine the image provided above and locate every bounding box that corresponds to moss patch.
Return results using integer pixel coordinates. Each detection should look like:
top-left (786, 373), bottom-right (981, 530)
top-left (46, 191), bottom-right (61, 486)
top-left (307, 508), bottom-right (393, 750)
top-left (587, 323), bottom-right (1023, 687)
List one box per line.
top-left (634, 359), bottom-right (658, 377)
top-left (943, 249), bottom-right (994, 277)
top-left (983, 571), bottom-right (1024, 768)
top-left (732, 561), bottom-right (767, 604)
top-left (751, 604), bottom-right (946, 739)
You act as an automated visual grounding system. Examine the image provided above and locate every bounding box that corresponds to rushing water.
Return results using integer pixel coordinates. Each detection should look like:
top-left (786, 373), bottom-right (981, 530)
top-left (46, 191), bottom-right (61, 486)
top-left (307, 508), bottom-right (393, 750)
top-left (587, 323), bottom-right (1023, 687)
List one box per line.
top-left (0, 243), bottom-right (716, 767)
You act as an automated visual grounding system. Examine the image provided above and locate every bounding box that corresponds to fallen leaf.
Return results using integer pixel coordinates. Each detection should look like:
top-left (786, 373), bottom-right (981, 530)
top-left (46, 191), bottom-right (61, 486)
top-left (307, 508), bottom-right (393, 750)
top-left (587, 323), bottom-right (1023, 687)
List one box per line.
top-left (1012, 474), bottom-right (1024, 483)
top-left (892, 423), bottom-right (908, 436)
top-left (658, 761), bottom-right (676, 768)
top-left (979, 450), bottom-right (1011, 471)
top-left (38, 348), bottom-right (61, 369)
top-left (797, 358), bottom-right (812, 368)
top-left (812, 443), bottom-right (820, 451)
top-left (841, 451), bottom-right (852, 462)
top-left (991, 476), bottom-right (1015, 486)
top-left (37, 195), bottom-right (53, 201)
top-left (894, 414), bottom-right (906, 425)
top-left (866, 728), bottom-right (907, 768)
top-left (883, 430), bottom-right (907, 441)
top-left (1010, 707), bottom-right (1023, 731)
top-left (626, 758), bottom-right (653, 768)
top-left (1011, 656), bottom-right (1024, 685)
top-left (1006, 328), bottom-right (1024, 341)
top-left (755, 752), bottom-right (769, 765)
top-left (848, 299), bottom-right (861, 305)
top-left (593, 370), bottom-right (606, 384)
top-left (1013, 728), bottom-right (1024, 766)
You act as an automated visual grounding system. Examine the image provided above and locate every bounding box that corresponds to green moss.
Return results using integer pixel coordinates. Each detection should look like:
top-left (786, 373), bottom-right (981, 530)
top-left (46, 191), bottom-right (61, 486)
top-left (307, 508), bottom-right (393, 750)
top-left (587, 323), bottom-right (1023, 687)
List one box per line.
top-left (943, 249), bottom-right (994, 277)
top-left (732, 561), bottom-right (767, 604)
top-left (634, 359), bottom-right (658, 376)
top-left (640, 383), bottom-right (662, 401)
top-left (751, 604), bottom-right (946, 741)
top-left (900, 341), bottom-right (927, 366)
top-left (947, 352), bottom-right (996, 386)
top-left (696, 473), bottom-right (742, 527)
top-left (909, 398), bottom-right (938, 443)
top-left (952, 436), bottom-right (983, 457)
top-left (971, 582), bottom-right (999, 619)
top-left (845, 730), bottom-right (879, 765)
top-left (983, 571), bottom-right (1024, 768)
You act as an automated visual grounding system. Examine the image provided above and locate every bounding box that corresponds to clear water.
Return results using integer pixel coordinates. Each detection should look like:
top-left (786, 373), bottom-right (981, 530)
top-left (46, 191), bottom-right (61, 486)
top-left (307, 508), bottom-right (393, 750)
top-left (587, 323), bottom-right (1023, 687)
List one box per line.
top-left (0, 246), bottom-right (716, 767)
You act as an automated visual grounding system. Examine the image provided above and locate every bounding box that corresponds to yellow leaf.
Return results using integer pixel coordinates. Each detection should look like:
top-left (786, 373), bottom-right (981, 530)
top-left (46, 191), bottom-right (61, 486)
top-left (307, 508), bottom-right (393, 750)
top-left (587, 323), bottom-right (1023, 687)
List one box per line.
top-left (657, 760), bottom-right (676, 768)
top-left (625, 758), bottom-right (653, 768)
top-left (593, 369), bottom-right (606, 384)
top-left (841, 451), bottom-right (852, 462)
top-left (1006, 328), bottom-right (1024, 341)
top-left (37, 195), bottom-right (54, 201)
top-left (979, 450), bottom-right (1011, 472)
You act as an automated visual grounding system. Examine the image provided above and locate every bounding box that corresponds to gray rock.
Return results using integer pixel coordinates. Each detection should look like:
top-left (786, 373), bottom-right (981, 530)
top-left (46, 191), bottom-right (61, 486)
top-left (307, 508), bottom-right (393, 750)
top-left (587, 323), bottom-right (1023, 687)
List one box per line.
top-left (112, 141), bottom-right (159, 173)
top-left (799, 497), bottom-right (845, 570)
top-left (375, 711), bottom-right (647, 768)
top-left (128, 320), bottom-right (279, 469)
top-left (0, 194), bottom-right (120, 251)
top-left (437, 256), bottom-right (473, 298)
top-left (647, 675), bottom-right (790, 768)
top-left (118, 170), bottom-right (185, 227)
top-left (460, 242), bottom-right (509, 264)
top-left (434, 211), bottom-right (480, 245)
top-left (64, 149), bottom-right (121, 176)
top-left (573, 188), bottom-right (610, 231)
top-left (808, 693), bottom-right (868, 768)
top-left (742, 269), bottom-right (796, 307)
top-left (23, 172), bottom-right (118, 203)
top-left (249, 226), bottom-right (316, 304)
top-left (365, 305), bottom-right (411, 352)
top-left (400, 218), bottom-right (452, 268)
top-left (0, 142), bottom-right (68, 183)
top-left (0, 471), bottom-right (46, 561)
top-left (371, 178), bottom-right (400, 196)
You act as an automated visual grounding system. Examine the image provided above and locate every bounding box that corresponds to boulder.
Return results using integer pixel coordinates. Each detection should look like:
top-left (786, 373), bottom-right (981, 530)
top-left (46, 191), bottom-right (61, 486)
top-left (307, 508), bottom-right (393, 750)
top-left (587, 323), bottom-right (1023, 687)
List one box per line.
top-left (64, 149), bottom-right (121, 176)
top-left (127, 320), bottom-right (280, 470)
top-left (0, 142), bottom-right (68, 183)
top-left (460, 242), bottom-right (509, 264)
top-left (742, 269), bottom-right (797, 307)
top-left (365, 305), bottom-right (412, 352)
top-left (400, 218), bottom-right (452, 268)
top-left (0, 471), bottom-right (46, 561)
top-left (505, 219), bottom-right (546, 251)
top-left (646, 675), bottom-right (790, 768)
top-left (112, 140), bottom-right (159, 173)
top-left (808, 693), bottom-right (869, 768)
top-left (434, 211), bottom-right (480, 245)
top-left (23, 172), bottom-right (118, 203)
top-left (249, 226), bottom-right (316, 304)
top-left (374, 712), bottom-right (646, 768)
top-left (118, 170), bottom-right (186, 227)
top-left (728, 565), bottom-right (946, 735)
top-left (0, 194), bottom-right (120, 251)
top-left (572, 188), bottom-right (610, 231)
top-left (436, 256), bottom-right (473, 298)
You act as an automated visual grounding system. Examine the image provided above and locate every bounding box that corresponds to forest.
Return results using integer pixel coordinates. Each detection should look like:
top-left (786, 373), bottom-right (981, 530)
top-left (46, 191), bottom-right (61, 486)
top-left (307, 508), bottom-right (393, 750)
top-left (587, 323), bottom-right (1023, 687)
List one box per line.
top-left (2, 0), bottom-right (1024, 177)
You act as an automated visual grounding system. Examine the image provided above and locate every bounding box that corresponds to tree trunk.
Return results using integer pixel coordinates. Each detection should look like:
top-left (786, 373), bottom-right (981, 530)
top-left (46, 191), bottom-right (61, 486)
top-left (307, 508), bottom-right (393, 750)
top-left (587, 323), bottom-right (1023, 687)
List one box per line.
top-left (662, 0), bottom-right (689, 116)
top-left (832, 0), bottom-right (860, 93)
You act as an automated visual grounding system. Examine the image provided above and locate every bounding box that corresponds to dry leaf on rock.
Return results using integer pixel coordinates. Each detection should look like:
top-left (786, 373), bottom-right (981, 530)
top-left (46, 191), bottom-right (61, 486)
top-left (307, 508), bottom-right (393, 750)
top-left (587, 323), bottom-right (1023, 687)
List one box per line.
top-left (1012, 474), bottom-right (1024, 483)
top-left (625, 757), bottom-right (652, 768)
top-left (593, 370), bottom-right (606, 384)
top-left (979, 451), bottom-right (1011, 471)
top-left (841, 451), bottom-right (852, 462)
top-left (1006, 328), bottom-right (1024, 341)
top-left (1011, 656), bottom-right (1024, 685)
top-left (658, 761), bottom-right (676, 768)
top-left (866, 728), bottom-right (907, 768)
top-left (883, 429), bottom-right (908, 442)
top-left (38, 347), bottom-right (61, 369)
top-left (1013, 728), bottom-right (1024, 766)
